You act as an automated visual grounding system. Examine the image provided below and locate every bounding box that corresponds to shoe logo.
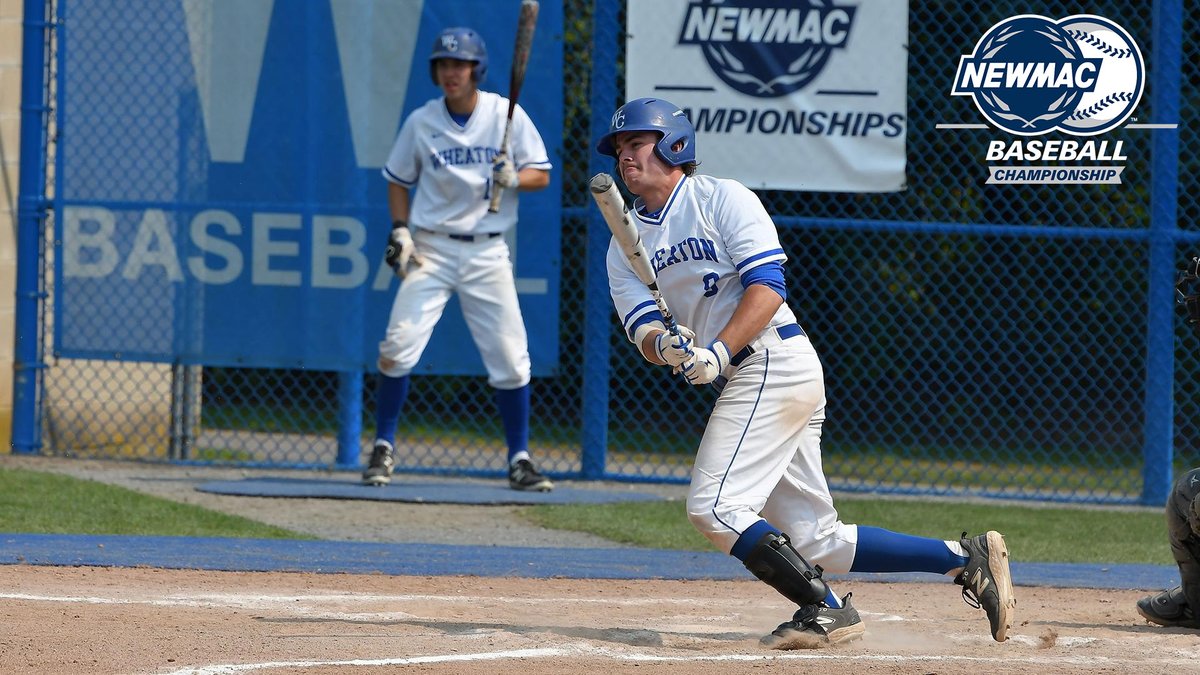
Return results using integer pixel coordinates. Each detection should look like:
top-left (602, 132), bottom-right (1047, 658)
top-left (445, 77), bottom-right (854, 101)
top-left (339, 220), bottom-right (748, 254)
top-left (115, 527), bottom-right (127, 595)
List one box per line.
top-left (814, 616), bottom-right (837, 626)
top-left (969, 568), bottom-right (991, 593)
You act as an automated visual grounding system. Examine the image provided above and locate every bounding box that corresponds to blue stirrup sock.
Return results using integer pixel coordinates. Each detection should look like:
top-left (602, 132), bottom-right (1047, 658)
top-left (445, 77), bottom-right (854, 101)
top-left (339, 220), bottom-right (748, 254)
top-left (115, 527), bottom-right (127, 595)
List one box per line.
top-left (731, 520), bottom-right (842, 609)
top-left (731, 520), bottom-right (780, 560)
top-left (373, 374), bottom-right (410, 446)
top-left (495, 384), bottom-right (531, 464)
top-left (851, 525), bottom-right (969, 574)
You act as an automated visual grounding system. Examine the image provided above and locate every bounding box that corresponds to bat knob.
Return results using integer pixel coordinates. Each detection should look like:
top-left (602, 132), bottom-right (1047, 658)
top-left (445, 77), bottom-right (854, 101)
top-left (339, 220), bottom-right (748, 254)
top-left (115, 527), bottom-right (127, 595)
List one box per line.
top-left (589, 173), bottom-right (614, 194)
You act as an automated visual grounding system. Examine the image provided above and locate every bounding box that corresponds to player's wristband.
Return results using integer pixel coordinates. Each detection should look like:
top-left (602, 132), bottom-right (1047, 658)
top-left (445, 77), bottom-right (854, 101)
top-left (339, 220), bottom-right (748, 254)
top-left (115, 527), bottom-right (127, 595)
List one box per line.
top-left (391, 219), bottom-right (408, 230)
top-left (710, 340), bottom-right (731, 371)
top-left (632, 321), bottom-right (667, 364)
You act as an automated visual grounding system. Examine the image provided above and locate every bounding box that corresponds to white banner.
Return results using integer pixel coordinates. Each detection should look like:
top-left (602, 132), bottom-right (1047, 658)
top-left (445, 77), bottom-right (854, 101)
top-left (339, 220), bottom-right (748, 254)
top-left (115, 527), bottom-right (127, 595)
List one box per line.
top-left (625, 0), bottom-right (908, 192)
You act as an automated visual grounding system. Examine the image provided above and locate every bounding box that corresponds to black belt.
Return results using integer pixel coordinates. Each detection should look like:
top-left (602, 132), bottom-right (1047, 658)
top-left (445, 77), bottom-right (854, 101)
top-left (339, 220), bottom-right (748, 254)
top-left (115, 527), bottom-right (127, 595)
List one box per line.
top-left (729, 323), bottom-right (805, 367)
top-left (447, 232), bottom-right (502, 242)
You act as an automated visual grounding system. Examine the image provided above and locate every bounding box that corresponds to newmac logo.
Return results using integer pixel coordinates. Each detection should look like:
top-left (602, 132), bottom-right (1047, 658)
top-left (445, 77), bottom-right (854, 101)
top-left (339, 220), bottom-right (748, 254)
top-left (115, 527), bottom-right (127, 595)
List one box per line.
top-left (952, 15), bottom-right (1144, 136)
top-left (678, 0), bottom-right (856, 98)
top-left (950, 14), bottom-right (1143, 185)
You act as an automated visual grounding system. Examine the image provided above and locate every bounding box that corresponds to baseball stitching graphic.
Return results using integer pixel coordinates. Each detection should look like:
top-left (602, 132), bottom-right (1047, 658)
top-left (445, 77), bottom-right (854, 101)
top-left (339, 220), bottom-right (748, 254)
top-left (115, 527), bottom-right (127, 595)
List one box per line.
top-left (1059, 15), bottom-right (1143, 134)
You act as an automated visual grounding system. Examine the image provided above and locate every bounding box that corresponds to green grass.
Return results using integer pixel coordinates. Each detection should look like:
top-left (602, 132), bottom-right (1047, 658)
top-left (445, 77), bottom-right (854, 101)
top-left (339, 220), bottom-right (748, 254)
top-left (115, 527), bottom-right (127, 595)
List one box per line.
top-left (0, 466), bottom-right (1175, 566)
top-left (189, 447), bottom-right (257, 462)
top-left (0, 467), bottom-right (313, 539)
top-left (521, 497), bottom-right (1176, 565)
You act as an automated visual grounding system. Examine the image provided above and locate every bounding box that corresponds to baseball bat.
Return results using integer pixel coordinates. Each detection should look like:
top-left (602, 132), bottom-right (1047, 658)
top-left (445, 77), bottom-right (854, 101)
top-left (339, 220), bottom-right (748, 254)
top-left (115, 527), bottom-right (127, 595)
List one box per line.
top-left (588, 172), bottom-right (679, 333)
top-left (488, 0), bottom-right (540, 214)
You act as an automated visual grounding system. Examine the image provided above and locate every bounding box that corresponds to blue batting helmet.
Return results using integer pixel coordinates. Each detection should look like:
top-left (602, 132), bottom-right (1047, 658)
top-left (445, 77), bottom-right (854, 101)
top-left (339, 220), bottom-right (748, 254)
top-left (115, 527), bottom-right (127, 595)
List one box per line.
top-left (429, 27), bottom-right (488, 83)
top-left (595, 98), bottom-right (696, 166)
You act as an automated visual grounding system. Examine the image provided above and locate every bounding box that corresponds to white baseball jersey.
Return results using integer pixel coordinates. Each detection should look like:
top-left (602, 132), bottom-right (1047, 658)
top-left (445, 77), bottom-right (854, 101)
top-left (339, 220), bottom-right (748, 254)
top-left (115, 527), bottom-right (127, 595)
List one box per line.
top-left (605, 172), bottom-right (860, 574)
top-left (607, 174), bottom-right (797, 348)
top-left (381, 91), bottom-right (551, 234)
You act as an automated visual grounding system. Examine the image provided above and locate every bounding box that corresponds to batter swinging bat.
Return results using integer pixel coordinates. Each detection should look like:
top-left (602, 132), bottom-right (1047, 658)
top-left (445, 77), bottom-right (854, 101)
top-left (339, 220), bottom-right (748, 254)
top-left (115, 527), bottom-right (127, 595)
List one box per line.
top-left (488, 0), bottom-right (540, 214)
top-left (589, 172), bottom-right (679, 333)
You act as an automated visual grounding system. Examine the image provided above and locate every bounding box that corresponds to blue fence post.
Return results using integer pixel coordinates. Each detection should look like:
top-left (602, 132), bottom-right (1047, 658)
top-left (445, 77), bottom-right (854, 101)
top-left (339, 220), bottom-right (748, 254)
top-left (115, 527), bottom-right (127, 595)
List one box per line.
top-left (1142, 0), bottom-right (1184, 505)
top-left (11, 0), bottom-right (52, 454)
top-left (336, 371), bottom-right (363, 468)
top-left (579, 1), bottom-right (620, 479)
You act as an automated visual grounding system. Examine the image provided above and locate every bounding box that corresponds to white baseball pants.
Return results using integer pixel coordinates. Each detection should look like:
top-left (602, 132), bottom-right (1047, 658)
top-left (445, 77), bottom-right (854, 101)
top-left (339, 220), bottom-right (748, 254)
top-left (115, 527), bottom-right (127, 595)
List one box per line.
top-left (685, 333), bottom-right (860, 573)
top-left (378, 229), bottom-right (531, 390)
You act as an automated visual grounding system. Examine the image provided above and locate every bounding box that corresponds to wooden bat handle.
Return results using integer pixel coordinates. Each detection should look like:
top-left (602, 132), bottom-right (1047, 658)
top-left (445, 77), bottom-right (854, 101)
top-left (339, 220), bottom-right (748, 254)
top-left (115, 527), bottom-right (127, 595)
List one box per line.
top-left (487, 144), bottom-right (511, 214)
top-left (588, 173), bottom-right (679, 333)
top-left (488, 0), bottom-right (539, 215)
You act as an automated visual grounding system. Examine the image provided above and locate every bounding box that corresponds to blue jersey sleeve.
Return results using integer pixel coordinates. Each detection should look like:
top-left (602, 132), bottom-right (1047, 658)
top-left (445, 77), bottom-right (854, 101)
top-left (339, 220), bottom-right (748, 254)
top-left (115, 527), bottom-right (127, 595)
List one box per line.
top-left (739, 260), bottom-right (786, 301)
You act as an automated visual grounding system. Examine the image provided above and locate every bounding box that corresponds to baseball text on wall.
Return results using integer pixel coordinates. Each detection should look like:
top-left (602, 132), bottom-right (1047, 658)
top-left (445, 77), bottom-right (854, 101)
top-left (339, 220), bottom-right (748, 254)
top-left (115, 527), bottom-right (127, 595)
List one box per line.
top-left (624, 0), bottom-right (909, 193)
top-left (52, 0), bottom-right (564, 375)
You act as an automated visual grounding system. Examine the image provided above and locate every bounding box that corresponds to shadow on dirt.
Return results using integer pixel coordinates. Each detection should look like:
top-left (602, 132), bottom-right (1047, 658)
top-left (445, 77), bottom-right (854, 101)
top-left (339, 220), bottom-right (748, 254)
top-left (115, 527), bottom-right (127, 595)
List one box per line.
top-left (258, 616), bottom-right (755, 648)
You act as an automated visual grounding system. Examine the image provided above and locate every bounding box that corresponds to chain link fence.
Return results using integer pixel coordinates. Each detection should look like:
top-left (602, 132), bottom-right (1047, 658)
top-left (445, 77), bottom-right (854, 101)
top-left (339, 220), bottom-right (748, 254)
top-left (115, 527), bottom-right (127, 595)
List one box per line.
top-left (17, 0), bottom-right (1200, 505)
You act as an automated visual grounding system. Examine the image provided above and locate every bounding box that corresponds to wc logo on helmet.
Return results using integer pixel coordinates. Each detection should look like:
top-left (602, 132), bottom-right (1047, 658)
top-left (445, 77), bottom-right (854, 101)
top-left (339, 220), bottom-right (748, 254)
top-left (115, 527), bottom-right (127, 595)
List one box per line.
top-left (952, 14), bottom-right (1144, 136)
top-left (678, 0), bottom-right (856, 98)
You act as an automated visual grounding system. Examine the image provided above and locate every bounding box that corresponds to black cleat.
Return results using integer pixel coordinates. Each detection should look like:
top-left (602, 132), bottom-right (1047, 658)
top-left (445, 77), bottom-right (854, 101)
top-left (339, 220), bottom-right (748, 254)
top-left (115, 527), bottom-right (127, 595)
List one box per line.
top-left (362, 441), bottom-right (395, 486)
top-left (760, 593), bottom-right (865, 650)
top-left (955, 531), bottom-right (1016, 642)
top-left (508, 459), bottom-right (553, 492)
top-left (1137, 586), bottom-right (1200, 629)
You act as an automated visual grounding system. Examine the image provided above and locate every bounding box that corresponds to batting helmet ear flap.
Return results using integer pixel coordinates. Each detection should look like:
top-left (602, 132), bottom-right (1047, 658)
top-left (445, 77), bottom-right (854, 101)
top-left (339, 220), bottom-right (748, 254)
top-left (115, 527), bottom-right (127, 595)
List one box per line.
top-left (429, 27), bottom-right (489, 84)
top-left (596, 97), bottom-right (697, 166)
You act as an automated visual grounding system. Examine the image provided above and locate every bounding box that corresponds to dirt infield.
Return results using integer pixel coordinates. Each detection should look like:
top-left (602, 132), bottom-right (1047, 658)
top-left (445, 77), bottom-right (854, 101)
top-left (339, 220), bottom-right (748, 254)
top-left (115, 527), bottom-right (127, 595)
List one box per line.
top-left (3, 456), bottom-right (1198, 673)
top-left (3, 565), bottom-right (1198, 675)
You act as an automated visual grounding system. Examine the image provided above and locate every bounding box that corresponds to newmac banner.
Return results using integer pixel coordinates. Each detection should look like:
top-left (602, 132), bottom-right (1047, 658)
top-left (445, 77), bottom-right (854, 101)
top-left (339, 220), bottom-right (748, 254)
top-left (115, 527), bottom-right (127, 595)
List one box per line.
top-left (53, 0), bottom-right (563, 375)
top-left (626, 0), bottom-right (907, 192)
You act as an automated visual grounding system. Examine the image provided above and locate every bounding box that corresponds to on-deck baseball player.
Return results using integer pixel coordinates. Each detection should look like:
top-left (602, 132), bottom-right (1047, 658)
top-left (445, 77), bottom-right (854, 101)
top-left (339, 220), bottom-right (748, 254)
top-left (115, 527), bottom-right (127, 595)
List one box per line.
top-left (366, 26), bottom-right (554, 491)
top-left (1137, 258), bottom-right (1200, 629)
top-left (595, 97), bottom-right (1017, 648)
